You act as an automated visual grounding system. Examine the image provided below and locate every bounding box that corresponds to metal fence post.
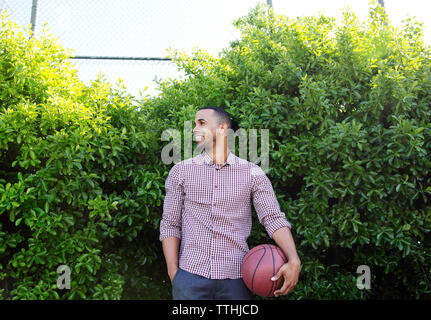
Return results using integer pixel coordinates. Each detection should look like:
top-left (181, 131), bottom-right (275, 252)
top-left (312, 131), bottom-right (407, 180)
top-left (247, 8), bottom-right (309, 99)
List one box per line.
top-left (30, 0), bottom-right (39, 39)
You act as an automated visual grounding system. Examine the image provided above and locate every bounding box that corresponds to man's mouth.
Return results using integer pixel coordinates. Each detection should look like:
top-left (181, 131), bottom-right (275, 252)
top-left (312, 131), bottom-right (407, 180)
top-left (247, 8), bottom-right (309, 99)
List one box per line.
top-left (194, 135), bottom-right (204, 142)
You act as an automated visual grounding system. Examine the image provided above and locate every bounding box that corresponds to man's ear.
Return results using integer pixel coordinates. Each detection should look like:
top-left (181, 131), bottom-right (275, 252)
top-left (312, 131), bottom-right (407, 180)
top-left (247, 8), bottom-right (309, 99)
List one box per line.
top-left (220, 123), bottom-right (229, 134)
top-left (216, 124), bottom-right (227, 135)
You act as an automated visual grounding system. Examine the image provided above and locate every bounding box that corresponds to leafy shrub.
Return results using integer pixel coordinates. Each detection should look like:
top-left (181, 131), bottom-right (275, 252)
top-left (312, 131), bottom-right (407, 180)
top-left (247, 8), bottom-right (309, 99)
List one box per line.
top-left (0, 11), bottom-right (169, 299)
top-left (148, 2), bottom-right (431, 299)
top-left (1, 0), bottom-right (431, 300)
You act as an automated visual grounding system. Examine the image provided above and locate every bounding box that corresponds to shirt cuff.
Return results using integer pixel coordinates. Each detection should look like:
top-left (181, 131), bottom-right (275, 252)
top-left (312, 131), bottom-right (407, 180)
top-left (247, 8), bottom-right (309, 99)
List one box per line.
top-left (159, 228), bottom-right (181, 242)
top-left (265, 218), bottom-right (292, 239)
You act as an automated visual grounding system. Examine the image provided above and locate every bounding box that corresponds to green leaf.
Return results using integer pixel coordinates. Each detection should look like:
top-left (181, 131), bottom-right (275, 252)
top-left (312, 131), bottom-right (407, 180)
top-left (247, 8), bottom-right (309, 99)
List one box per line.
top-left (402, 224), bottom-right (411, 232)
top-left (86, 264), bottom-right (93, 273)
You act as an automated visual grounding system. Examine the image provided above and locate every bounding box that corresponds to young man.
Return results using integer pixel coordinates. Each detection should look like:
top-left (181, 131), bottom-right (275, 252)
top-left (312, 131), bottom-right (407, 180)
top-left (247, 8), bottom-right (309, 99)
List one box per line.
top-left (160, 106), bottom-right (301, 300)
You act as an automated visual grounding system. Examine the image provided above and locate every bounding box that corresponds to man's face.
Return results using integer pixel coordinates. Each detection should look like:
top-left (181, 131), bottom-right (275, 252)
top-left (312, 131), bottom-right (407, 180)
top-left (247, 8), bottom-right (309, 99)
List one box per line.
top-left (193, 109), bottom-right (225, 150)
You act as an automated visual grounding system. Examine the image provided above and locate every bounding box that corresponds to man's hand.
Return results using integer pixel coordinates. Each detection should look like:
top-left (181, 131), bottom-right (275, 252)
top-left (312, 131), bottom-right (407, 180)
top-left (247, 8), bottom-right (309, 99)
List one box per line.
top-left (271, 259), bottom-right (301, 297)
top-left (271, 227), bottom-right (301, 297)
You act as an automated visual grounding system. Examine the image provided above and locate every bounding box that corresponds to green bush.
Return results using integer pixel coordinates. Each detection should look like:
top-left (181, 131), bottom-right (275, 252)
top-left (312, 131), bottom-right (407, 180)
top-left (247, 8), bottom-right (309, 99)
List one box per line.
top-left (148, 2), bottom-right (431, 299)
top-left (1, 0), bottom-right (431, 300)
top-left (0, 11), bottom-right (169, 299)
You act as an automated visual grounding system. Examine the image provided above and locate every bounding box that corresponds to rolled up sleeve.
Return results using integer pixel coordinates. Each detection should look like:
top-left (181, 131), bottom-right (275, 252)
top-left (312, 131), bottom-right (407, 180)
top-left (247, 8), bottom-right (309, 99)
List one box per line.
top-left (159, 163), bottom-right (184, 241)
top-left (251, 166), bottom-right (292, 239)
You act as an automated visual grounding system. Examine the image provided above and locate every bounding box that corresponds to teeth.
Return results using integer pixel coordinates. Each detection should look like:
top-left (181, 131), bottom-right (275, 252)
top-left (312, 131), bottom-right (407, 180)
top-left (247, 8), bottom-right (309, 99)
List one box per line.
top-left (195, 135), bottom-right (203, 141)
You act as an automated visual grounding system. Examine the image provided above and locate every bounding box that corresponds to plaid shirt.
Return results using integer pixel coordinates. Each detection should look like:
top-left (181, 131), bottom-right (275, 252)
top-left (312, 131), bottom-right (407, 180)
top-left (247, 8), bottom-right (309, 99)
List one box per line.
top-left (159, 151), bottom-right (292, 279)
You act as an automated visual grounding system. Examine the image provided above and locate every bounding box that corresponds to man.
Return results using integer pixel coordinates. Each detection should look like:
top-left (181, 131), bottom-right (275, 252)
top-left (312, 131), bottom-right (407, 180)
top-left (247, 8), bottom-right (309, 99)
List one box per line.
top-left (160, 106), bottom-right (301, 300)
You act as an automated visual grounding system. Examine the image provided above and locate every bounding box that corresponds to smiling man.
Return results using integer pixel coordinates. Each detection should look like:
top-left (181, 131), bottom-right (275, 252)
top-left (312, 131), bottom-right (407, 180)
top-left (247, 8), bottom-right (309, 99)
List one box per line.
top-left (160, 106), bottom-right (301, 300)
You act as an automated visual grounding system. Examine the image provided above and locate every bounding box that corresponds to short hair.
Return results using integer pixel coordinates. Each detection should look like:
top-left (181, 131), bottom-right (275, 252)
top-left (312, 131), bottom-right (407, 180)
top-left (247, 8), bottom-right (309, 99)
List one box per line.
top-left (198, 106), bottom-right (232, 129)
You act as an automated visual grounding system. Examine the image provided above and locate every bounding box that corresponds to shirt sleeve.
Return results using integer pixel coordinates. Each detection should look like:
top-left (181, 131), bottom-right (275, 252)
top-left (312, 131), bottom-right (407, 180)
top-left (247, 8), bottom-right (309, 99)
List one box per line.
top-left (159, 163), bottom-right (184, 241)
top-left (251, 165), bottom-right (292, 239)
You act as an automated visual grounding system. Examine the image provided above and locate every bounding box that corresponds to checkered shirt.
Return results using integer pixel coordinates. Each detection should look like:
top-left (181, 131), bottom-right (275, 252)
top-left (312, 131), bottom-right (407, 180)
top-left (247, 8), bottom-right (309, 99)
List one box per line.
top-left (159, 151), bottom-right (292, 279)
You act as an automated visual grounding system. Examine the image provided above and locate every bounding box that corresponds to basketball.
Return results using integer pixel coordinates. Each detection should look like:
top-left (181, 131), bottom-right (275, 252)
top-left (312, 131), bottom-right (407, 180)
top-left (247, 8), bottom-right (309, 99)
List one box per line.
top-left (241, 244), bottom-right (288, 297)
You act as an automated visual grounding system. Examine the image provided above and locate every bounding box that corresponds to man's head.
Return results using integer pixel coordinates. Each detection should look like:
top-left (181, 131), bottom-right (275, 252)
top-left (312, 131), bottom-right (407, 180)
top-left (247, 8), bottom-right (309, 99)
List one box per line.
top-left (193, 106), bottom-right (232, 150)
top-left (197, 106), bottom-right (232, 129)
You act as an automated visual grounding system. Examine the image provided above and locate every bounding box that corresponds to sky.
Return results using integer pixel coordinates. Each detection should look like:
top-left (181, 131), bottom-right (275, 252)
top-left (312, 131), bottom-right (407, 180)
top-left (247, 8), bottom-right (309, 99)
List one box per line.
top-left (2, 0), bottom-right (430, 97)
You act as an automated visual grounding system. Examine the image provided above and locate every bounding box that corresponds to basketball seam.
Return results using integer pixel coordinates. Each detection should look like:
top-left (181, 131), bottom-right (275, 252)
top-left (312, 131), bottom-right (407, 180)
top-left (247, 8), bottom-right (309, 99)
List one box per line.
top-left (242, 247), bottom-right (267, 293)
top-left (251, 247), bottom-right (266, 294)
top-left (241, 247), bottom-right (266, 267)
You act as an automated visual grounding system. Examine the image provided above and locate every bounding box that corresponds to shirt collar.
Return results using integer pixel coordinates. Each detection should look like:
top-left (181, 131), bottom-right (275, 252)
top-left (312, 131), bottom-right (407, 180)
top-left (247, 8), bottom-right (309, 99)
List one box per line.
top-left (202, 151), bottom-right (235, 166)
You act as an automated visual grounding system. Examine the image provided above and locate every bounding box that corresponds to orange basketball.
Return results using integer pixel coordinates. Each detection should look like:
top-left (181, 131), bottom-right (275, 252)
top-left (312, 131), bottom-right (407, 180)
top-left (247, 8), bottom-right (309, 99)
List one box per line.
top-left (241, 244), bottom-right (287, 297)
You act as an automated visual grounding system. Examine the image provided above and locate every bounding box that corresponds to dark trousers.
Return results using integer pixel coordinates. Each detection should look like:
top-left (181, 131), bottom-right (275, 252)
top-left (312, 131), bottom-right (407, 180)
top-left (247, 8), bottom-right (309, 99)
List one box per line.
top-left (172, 268), bottom-right (253, 300)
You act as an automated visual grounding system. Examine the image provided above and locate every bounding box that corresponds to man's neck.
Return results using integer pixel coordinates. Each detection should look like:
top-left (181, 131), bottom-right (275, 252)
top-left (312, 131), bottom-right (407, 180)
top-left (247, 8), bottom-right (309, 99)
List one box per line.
top-left (205, 144), bottom-right (230, 165)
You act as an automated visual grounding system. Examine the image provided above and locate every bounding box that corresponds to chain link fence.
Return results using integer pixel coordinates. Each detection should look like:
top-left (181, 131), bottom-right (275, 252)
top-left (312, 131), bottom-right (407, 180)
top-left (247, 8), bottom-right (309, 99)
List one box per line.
top-left (1, 0), bottom-right (265, 97)
top-left (2, 0), bottom-right (429, 97)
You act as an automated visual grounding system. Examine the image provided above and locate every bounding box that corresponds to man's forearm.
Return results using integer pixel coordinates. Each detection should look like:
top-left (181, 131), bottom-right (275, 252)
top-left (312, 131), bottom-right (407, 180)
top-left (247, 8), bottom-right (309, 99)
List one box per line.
top-left (272, 226), bottom-right (301, 296)
top-left (162, 236), bottom-right (180, 280)
top-left (272, 226), bottom-right (300, 264)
